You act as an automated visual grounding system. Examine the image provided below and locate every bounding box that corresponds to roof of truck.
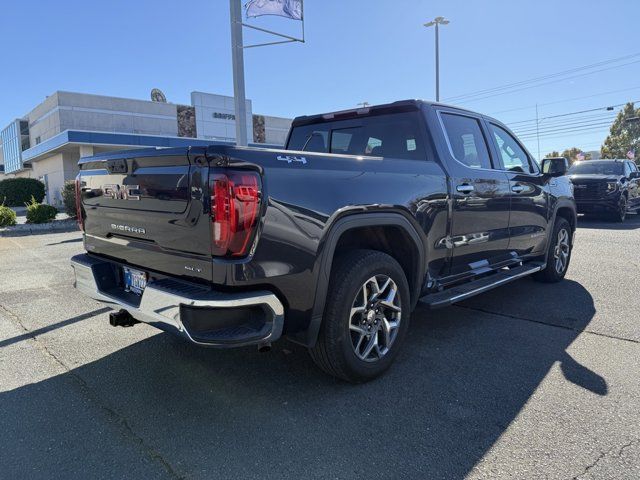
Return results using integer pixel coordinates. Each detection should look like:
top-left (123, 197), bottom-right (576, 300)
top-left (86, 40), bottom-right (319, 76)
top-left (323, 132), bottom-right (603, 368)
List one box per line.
top-left (290, 99), bottom-right (480, 127)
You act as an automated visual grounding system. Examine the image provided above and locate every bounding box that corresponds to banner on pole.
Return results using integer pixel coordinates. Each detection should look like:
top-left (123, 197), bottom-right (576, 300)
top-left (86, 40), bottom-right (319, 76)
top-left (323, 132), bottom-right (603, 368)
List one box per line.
top-left (245, 0), bottom-right (303, 20)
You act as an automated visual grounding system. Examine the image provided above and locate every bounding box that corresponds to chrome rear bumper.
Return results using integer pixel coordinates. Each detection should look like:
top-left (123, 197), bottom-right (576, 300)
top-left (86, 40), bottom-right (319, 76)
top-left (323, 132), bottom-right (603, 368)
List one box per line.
top-left (70, 254), bottom-right (284, 348)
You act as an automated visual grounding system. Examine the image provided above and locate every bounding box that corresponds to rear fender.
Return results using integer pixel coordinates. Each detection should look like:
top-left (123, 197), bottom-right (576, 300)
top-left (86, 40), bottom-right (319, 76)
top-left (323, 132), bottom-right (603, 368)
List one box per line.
top-left (304, 212), bottom-right (426, 347)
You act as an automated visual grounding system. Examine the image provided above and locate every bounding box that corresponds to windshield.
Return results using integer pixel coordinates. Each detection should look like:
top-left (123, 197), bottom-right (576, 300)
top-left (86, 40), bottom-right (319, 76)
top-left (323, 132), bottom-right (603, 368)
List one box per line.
top-left (569, 161), bottom-right (623, 175)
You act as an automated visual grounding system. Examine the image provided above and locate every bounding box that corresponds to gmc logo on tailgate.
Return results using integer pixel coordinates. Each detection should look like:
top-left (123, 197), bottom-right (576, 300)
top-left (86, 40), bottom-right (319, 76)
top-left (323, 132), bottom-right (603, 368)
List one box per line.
top-left (102, 184), bottom-right (141, 200)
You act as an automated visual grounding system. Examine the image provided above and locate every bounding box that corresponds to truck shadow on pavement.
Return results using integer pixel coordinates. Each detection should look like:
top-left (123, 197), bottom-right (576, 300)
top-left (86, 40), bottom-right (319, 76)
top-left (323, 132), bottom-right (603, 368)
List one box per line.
top-left (578, 212), bottom-right (640, 230)
top-left (0, 279), bottom-right (600, 479)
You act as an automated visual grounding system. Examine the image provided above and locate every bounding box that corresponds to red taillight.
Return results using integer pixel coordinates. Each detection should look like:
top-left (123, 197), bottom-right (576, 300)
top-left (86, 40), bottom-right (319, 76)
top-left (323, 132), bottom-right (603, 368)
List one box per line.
top-left (75, 175), bottom-right (84, 231)
top-left (210, 171), bottom-right (261, 257)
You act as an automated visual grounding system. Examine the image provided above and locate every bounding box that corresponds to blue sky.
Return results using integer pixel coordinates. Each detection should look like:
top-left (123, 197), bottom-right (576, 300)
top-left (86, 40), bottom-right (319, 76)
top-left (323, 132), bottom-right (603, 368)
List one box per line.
top-left (1, 0), bottom-right (638, 157)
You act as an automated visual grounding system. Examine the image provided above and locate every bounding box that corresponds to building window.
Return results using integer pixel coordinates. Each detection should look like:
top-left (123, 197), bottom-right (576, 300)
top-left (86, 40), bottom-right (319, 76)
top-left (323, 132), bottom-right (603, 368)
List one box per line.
top-left (1, 119), bottom-right (29, 174)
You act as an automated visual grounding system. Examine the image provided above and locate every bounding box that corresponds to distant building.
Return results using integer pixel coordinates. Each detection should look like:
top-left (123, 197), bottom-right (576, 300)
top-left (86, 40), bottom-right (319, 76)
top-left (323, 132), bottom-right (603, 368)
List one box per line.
top-left (0, 90), bottom-right (292, 205)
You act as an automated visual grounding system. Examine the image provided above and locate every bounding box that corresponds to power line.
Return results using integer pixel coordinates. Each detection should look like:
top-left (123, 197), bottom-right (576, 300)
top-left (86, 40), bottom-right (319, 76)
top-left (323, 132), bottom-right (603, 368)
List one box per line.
top-left (511, 111), bottom-right (616, 130)
top-left (489, 86), bottom-right (640, 115)
top-left (517, 123), bottom-right (613, 141)
top-left (445, 52), bottom-right (640, 102)
top-left (505, 101), bottom-right (637, 126)
top-left (451, 59), bottom-right (640, 104)
top-left (511, 113), bottom-right (618, 135)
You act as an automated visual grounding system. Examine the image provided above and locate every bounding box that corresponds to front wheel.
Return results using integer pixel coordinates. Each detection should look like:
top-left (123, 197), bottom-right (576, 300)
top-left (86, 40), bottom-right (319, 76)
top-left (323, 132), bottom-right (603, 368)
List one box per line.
top-left (308, 249), bottom-right (411, 383)
top-left (610, 196), bottom-right (627, 223)
top-left (533, 217), bottom-right (573, 283)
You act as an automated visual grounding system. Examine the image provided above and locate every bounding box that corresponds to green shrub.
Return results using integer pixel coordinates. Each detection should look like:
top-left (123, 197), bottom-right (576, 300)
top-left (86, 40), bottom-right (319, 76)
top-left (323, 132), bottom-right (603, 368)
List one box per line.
top-left (0, 178), bottom-right (45, 206)
top-left (0, 203), bottom-right (17, 227)
top-left (25, 196), bottom-right (57, 224)
top-left (61, 181), bottom-right (77, 217)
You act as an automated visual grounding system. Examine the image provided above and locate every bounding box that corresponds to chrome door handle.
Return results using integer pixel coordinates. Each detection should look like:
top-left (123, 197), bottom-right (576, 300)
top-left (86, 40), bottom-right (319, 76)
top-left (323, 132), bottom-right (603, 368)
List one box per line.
top-left (456, 184), bottom-right (475, 194)
top-left (511, 184), bottom-right (526, 193)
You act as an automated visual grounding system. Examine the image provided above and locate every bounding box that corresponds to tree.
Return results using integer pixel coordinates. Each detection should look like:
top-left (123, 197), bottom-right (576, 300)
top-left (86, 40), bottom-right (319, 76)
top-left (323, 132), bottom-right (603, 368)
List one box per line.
top-left (545, 148), bottom-right (590, 163)
top-left (561, 147), bottom-right (591, 164)
top-left (601, 102), bottom-right (640, 159)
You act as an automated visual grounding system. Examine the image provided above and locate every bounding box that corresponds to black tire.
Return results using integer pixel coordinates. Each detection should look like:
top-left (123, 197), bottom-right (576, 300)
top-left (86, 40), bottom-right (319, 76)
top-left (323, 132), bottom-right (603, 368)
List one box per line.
top-left (609, 195), bottom-right (627, 223)
top-left (308, 249), bottom-right (411, 383)
top-left (533, 217), bottom-right (572, 283)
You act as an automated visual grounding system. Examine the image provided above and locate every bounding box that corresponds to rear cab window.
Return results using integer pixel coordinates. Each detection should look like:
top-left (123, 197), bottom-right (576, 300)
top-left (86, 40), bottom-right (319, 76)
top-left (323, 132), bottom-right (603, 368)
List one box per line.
top-left (287, 112), bottom-right (427, 160)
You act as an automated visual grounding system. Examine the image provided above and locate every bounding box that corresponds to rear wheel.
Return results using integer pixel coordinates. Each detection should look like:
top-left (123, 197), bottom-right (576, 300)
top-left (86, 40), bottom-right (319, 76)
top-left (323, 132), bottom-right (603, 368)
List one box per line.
top-left (308, 249), bottom-right (410, 382)
top-left (533, 217), bottom-right (572, 283)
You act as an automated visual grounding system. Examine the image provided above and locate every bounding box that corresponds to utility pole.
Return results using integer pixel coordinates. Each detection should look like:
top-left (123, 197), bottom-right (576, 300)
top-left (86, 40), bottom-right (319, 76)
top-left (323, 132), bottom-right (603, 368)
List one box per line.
top-left (230, 0), bottom-right (248, 146)
top-left (535, 103), bottom-right (541, 161)
top-left (424, 17), bottom-right (450, 102)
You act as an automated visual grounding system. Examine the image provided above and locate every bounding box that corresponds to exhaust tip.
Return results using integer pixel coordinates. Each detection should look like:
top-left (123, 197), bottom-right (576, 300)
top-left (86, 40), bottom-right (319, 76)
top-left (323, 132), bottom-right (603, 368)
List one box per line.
top-left (257, 342), bottom-right (272, 353)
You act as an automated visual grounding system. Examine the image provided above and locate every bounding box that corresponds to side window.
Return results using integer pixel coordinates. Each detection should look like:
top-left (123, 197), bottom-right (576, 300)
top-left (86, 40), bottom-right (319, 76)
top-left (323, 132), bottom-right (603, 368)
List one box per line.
top-left (630, 162), bottom-right (638, 173)
top-left (489, 124), bottom-right (535, 174)
top-left (440, 113), bottom-right (492, 169)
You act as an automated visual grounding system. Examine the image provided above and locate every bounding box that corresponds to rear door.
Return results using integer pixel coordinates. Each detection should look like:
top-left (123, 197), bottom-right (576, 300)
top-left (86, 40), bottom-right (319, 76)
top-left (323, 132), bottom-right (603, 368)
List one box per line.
top-left (437, 110), bottom-right (512, 276)
top-left (485, 122), bottom-right (549, 258)
top-left (79, 148), bottom-right (213, 282)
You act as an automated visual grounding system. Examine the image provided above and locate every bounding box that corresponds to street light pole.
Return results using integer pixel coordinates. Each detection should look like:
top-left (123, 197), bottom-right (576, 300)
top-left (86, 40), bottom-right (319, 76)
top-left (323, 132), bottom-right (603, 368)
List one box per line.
top-left (424, 16), bottom-right (450, 102)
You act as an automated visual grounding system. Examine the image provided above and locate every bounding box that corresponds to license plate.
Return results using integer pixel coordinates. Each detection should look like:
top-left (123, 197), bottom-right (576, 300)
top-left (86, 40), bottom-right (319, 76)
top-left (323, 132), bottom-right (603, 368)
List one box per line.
top-left (123, 267), bottom-right (147, 295)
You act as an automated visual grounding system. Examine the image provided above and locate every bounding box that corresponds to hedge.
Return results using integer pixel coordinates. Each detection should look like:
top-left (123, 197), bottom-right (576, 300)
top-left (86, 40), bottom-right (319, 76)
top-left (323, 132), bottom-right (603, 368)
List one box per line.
top-left (26, 196), bottom-right (57, 224)
top-left (61, 181), bottom-right (77, 217)
top-left (0, 178), bottom-right (46, 206)
top-left (0, 204), bottom-right (17, 227)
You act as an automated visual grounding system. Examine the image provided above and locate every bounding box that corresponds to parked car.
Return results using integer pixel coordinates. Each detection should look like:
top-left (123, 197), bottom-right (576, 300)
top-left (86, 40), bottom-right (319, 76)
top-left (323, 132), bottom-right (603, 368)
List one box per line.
top-left (569, 159), bottom-right (640, 221)
top-left (70, 100), bottom-right (576, 382)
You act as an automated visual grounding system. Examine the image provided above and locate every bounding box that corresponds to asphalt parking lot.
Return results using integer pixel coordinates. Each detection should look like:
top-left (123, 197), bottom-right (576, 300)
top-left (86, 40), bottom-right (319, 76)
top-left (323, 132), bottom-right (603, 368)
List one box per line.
top-left (1, 215), bottom-right (639, 480)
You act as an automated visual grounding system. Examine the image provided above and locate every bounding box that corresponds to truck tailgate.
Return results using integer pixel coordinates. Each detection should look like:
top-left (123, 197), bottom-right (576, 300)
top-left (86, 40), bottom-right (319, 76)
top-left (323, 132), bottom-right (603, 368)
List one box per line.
top-left (78, 148), bottom-right (213, 282)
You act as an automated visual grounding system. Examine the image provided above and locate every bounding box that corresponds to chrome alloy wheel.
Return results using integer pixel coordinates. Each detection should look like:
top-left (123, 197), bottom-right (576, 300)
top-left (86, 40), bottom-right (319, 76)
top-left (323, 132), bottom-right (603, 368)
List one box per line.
top-left (349, 275), bottom-right (401, 362)
top-left (553, 228), bottom-right (570, 274)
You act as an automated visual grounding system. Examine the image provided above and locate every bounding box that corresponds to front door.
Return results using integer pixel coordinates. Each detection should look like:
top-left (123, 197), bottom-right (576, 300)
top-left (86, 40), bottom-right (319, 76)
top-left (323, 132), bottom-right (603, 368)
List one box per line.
top-left (625, 161), bottom-right (640, 208)
top-left (486, 122), bottom-right (549, 257)
top-left (438, 111), bottom-right (512, 277)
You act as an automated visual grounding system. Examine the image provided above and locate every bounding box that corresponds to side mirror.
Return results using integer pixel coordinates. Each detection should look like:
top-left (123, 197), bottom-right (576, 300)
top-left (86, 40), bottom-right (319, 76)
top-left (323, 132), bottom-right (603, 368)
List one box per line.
top-left (542, 157), bottom-right (568, 177)
top-left (630, 171), bottom-right (640, 179)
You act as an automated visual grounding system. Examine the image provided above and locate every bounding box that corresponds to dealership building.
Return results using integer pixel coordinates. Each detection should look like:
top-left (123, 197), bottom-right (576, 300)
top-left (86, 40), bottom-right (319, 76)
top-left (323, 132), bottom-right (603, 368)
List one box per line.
top-left (0, 90), bottom-right (291, 205)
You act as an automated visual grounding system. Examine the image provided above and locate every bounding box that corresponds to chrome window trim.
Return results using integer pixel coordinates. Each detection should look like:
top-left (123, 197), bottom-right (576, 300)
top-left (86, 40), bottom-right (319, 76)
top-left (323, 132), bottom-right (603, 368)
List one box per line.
top-left (436, 110), bottom-right (496, 172)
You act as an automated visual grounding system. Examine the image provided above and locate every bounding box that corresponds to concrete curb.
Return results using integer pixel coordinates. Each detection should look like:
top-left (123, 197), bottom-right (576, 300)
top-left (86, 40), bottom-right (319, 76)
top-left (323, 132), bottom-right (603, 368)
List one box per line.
top-left (0, 220), bottom-right (79, 237)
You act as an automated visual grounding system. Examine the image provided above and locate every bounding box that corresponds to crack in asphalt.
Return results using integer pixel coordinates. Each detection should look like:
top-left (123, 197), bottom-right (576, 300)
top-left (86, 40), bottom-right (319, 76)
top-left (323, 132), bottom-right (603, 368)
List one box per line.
top-left (572, 438), bottom-right (639, 479)
top-left (454, 304), bottom-right (640, 345)
top-left (0, 303), bottom-right (187, 480)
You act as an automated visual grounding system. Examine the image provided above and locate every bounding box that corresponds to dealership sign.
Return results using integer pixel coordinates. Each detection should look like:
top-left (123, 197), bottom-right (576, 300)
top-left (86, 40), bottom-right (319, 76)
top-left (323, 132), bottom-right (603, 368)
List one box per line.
top-left (213, 112), bottom-right (236, 121)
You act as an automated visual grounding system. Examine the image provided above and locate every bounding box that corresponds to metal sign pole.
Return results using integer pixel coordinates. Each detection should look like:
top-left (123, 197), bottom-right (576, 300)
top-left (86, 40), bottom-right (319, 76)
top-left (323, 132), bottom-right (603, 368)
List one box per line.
top-left (435, 22), bottom-right (440, 102)
top-left (230, 0), bottom-right (248, 146)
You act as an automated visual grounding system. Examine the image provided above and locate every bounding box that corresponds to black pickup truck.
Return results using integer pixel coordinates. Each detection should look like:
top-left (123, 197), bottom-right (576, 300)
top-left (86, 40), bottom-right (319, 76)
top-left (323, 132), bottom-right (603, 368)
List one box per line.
top-left (71, 100), bottom-right (576, 382)
top-left (568, 159), bottom-right (640, 222)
